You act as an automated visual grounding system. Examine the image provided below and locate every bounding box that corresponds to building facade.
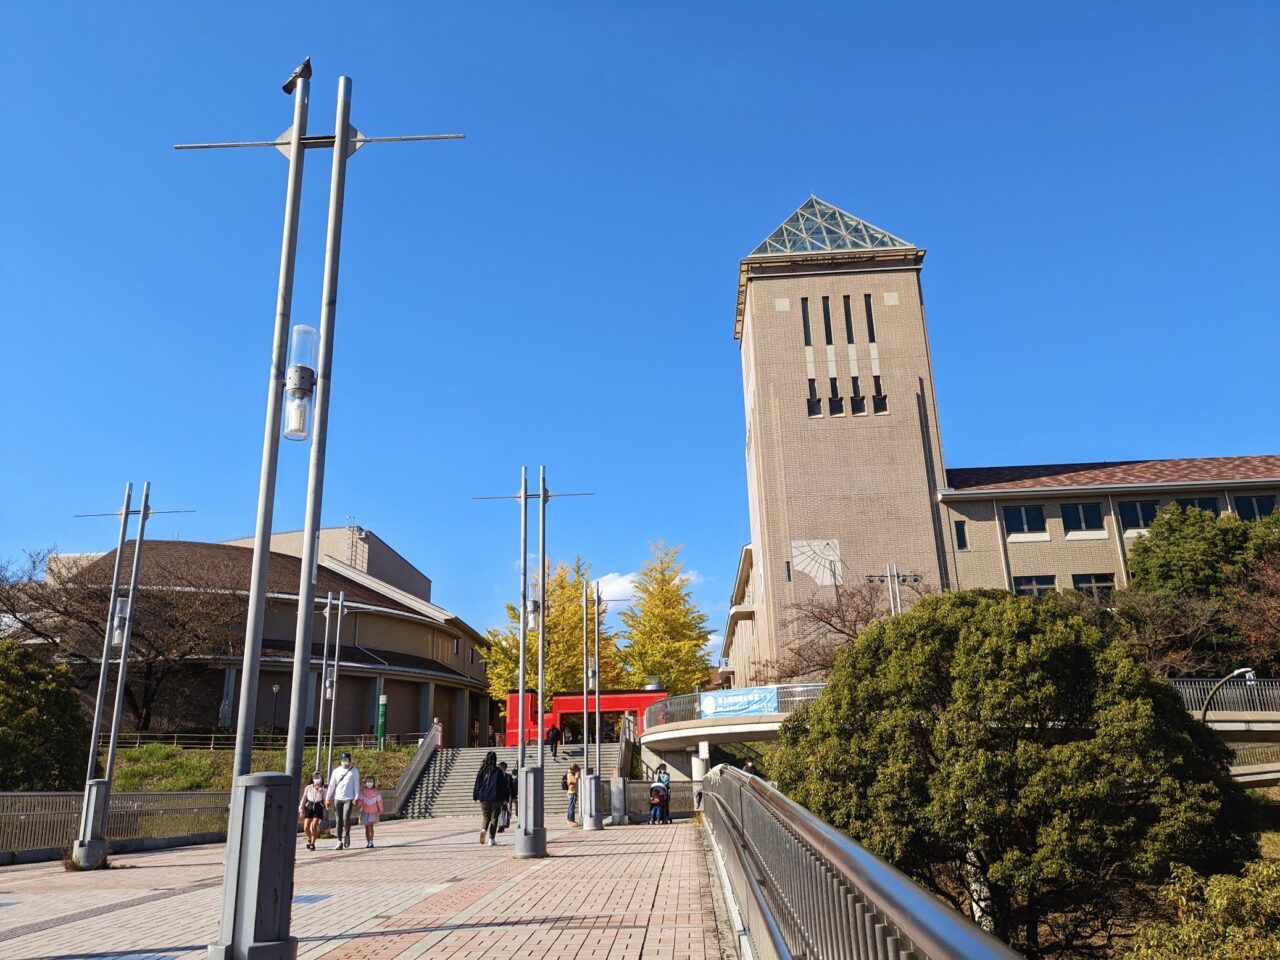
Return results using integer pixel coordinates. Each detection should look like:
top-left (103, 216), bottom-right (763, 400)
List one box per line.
top-left (722, 197), bottom-right (1280, 686)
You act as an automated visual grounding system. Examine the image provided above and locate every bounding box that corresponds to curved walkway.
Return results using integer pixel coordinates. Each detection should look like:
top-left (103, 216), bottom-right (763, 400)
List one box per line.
top-left (0, 818), bottom-right (728, 960)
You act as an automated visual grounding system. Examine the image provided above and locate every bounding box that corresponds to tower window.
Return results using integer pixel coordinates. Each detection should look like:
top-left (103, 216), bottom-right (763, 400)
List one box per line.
top-left (954, 520), bottom-right (968, 550)
top-left (842, 295), bottom-right (855, 343)
top-left (806, 378), bottom-right (821, 417)
top-left (851, 376), bottom-right (867, 415)
top-left (871, 375), bottom-right (888, 414)
top-left (784, 560), bottom-right (792, 582)
top-left (828, 377), bottom-right (844, 416)
top-left (821, 296), bottom-right (834, 346)
top-left (863, 294), bottom-right (877, 343)
top-left (800, 297), bottom-right (812, 347)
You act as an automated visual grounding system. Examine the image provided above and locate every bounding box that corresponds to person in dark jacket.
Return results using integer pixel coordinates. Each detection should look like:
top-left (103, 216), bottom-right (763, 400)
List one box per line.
top-left (546, 723), bottom-right (563, 760)
top-left (473, 750), bottom-right (511, 846)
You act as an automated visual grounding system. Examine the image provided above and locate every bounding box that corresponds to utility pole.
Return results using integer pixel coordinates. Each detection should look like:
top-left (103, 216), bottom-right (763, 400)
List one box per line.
top-left (179, 61), bottom-right (463, 960)
top-left (583, 579), bottom-right (604, 830)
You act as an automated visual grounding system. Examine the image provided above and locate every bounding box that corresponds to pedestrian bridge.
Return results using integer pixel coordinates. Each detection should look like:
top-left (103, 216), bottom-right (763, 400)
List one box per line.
top-left (641, 678), bottom-right (1280, 787)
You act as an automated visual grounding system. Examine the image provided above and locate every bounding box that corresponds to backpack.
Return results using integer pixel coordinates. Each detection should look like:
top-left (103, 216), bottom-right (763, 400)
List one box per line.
top-left (560, 773), bottom-right (569, 791)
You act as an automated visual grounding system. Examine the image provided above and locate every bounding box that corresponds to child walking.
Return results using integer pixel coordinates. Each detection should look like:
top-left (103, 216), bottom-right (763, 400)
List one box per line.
top-left (357, 775), bottom-right (383, 848)
top-left (299, 771), bottom-right (326, 850)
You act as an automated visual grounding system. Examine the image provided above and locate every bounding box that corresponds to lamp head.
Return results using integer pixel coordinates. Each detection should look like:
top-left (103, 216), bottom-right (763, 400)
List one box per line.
top-left (282, 57), bottom-right (312, 95)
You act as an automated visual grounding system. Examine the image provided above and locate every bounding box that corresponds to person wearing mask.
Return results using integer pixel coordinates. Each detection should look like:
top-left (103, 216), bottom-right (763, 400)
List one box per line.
top-left (546, 723), bottom-right (563, 760)
top-left (565, 763), bottom-right (582, 824)
top-left (357, 775), bottom-right (383, 848)
top-left (298, 771), bottom-right (326, 851)
top-left (325, 751), bottom-right (360, 850)
top-left (656, 764), bottom-right (672, 824)
top-left (472, 750), bottom-right (510, 846)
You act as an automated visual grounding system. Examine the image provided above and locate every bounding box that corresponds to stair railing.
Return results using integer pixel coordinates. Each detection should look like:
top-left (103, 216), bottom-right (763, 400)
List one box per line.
top-left (384, 721), bottom-right (443, 818)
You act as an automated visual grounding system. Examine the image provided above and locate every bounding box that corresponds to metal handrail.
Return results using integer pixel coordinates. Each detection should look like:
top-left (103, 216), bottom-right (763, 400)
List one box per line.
top-left (97, 730), bottom-right (432, 751)
top-left (703, 766), bottom-right (1021, 960)
top-left (1168, 678), bottom-right (1280, 713)
top-left (384, 722), bottom-right (442, 817)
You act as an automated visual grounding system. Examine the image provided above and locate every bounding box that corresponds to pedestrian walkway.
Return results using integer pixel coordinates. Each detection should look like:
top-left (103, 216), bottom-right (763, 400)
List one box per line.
top-left (0, 818), bottom-right (727, 960)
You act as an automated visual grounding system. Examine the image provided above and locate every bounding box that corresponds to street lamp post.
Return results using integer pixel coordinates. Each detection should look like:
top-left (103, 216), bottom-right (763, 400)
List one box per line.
top-left (1199, 667), bottom-right (1257, 723)
top-left (270, 684), bottom-right (281, 735)
top-left (583, 580), bottom-right (603, 830)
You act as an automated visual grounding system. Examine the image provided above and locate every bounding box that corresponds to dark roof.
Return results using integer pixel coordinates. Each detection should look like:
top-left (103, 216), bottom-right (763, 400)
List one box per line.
top-left (74, 540), bottom-right (418, 615)
top-left (260, 637), bottom-right (470, 681)
top-left (946, 454), bottom-right (1280, 493)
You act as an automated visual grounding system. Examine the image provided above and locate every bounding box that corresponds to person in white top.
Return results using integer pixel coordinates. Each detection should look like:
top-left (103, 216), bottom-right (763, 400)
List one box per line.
top-left (298, 771), bottom-right (326, 851)
top-left (325, 751), bottom-right (360, 850)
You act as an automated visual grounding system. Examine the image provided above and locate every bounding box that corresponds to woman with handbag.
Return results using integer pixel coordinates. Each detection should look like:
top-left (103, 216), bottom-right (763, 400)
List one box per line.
top-left (298, 771), bottom-right (326, 851)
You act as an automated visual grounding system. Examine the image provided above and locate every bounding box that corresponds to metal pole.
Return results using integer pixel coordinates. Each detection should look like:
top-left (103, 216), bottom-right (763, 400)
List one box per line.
top-left (594, 581), bottom-right (601, 775)
top-left (230, 75), bottom-right (309, 781)
top-left (582, 575), bottom-right (589, 774)
top-left (104, 482), bottom-right (151, 785)
top-left (313, 592), bottom-right (333, 770)
top-left (285, 76), bottom-right (351, 810)
top-left (82, 483), bottom-right (132, 785)
top-left (517, 467), bottom-right (527, 770)
top-left (537, 465), bottom-right (547, 772)
top-left (326, 591), bottom-right (347, 776)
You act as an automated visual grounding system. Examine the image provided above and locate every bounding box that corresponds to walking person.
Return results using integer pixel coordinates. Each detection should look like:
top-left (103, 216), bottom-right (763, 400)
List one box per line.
top-left (298, 771), bottom-right (326, 851)
top-left (546, 722), bottom-right (562, 761)
top-left (325, 751), bottom-right (359, 850)
top-left (565, 763), bottom-right (582, 824)
top-left (656, 764), bottom-right (672, 824)
top-left (473, 750), bottom-right (510, 846)
top-left (497, 761), bottom-right (515, 833)
top-left (357, 775), bottom-right (383, 848)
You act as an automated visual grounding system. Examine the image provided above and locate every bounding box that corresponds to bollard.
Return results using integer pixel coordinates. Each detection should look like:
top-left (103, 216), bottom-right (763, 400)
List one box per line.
top-left (72, 778), bottom-right (111, 869)
top-left (582, 774), bottom-right (603, 830)
top-left (514, 765), bottom-right (546, 858)
top-left (610, 777), bottom-right (628, 826)
top-left (208, 772), bottom-right (296, 960)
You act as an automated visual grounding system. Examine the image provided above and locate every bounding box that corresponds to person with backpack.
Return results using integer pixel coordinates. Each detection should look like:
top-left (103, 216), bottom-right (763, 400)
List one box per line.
top-left (546, 722), bottom-right (563, 760)
top-left (656, 764), bottom-right (672, 824)
top-left (473, 750), bottom-right (510, 846)
top-left (564, 763), bottom-right (582, 824)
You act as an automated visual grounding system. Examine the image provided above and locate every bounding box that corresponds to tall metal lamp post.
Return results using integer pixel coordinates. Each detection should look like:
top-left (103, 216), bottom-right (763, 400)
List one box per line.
top-left (270, 684), bottom-right (281, 735)
top-left (178, 61), bottom-right (463, 960)
top-left (1199, 667), bottom-right (1257, 723)
top-left (582, 578), bottom-right (604, 830)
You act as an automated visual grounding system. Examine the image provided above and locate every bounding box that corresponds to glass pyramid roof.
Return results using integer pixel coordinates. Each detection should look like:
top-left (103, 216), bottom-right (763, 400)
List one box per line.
top-left (749, 196), bottom-right (913, 257)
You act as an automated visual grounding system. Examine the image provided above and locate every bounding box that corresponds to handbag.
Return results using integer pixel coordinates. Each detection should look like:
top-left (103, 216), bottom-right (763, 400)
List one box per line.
top-left (497, 805), bottom-right (511, 831)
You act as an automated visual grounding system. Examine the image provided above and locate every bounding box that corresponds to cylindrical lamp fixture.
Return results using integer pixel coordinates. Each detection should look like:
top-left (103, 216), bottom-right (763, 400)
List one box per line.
top-left (283, 324), bottom-right (318, 441)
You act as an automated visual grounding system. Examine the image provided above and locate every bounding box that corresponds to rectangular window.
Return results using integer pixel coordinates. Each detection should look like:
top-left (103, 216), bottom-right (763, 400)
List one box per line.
top-left (863, 293), bottom-right (877, 343)
top-left (806, 378), bottom-right (821, 417)
top-left (954, 520), bottom-right (969, 551)
top-left (1013, 575), bottom-right (1056, 597)
top-left (1119, 500), bottom-right (1159, 531)
top-left (453, 637), bottom-right (460, 656)
top-left (1072, 573), bottom-right (1115, 602)
top-left (871, 375), bottom-right (888, 414)
top-left (822, 296), bottom-right (834, 346)
top-left (850, 376), bottom-right (866, 414)
top-left (828, 377), bottom-right (844, 416)
top-left (801, 297), bottom-right (812, 347)
top-left (469, 648), bottom-right (475, 664)
top-left (1061, 502), bottom-right (1105, 532)
top-left (784, 560), bottom-right (792, 582)
top-left (1003, 504), bottom-right (1047, 534)
top-left (1176, 497), bottom-right (1220, 515)
top-left (1235, 495), bottom-right (1277, 521)
top-left (842, 295), bottom-right (855, 343)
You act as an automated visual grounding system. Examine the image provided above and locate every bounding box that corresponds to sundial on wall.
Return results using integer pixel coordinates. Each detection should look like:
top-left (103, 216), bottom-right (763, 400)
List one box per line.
top-left (790, 539), bottom-right (843, 586)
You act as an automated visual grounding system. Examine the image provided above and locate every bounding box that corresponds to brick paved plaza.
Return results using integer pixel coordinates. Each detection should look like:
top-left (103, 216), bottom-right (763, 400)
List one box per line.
top-left (0, 819), bottom-right (728, 960)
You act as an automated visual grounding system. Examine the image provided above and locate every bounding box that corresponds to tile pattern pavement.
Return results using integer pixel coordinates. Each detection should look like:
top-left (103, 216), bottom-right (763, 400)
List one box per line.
top-left (0, 818), bottom-right (726, 960)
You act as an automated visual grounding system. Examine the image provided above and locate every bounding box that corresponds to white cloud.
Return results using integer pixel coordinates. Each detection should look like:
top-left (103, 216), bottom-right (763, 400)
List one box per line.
top-left (704, 633), bottom-right (724, 660)
top-left (597, 570), bottom-right (639, 604)
top-left (684, 569), bottom-right (706, 586)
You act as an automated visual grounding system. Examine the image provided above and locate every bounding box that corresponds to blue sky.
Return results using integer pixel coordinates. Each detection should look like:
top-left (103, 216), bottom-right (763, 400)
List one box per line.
top-left (2, 3), bottom-right (1277, 653)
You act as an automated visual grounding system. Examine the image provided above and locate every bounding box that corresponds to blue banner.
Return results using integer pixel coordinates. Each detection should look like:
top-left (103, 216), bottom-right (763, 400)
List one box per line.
top-left (700, 686), bottom-right (779, 718)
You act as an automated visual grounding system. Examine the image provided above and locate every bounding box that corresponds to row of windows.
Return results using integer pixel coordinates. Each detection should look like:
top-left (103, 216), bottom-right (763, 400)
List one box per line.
top-left (806, 375), bottom-right (887, 417)
top-left (997, 495), bottom-right (1274, 536)
top-left (802, 295), bottom-right (887, 418)
top-left (1014, 573), bottom-right (1114, 602)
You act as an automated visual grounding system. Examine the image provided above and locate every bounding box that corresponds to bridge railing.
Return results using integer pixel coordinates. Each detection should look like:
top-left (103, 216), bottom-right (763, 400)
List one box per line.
top-left (1168, 678), bottom-right (1280, 713)
top-left (703, 765), bottom-right (1020, 960)
top-left (643, 683), bottom-right (826, 731)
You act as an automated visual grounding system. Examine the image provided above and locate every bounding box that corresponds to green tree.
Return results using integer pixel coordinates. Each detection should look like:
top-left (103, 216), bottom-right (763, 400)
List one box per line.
top-left (1123, 861), bottom-right (1280, 960)
top-left (618, 542), bottom-right (712, 695)
top-left (484, 559), bottom-right (625, 712)
top-left (0, 639), bottom-right (89, 789)
top-left (1127, 505), bottom-right (1250, 598)
top-left (772, 591), bottom-right (1258, 958)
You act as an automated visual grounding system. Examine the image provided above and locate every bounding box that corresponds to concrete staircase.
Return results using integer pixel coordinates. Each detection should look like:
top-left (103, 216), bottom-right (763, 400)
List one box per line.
top-left (402, 742), bottom-right (620, 819)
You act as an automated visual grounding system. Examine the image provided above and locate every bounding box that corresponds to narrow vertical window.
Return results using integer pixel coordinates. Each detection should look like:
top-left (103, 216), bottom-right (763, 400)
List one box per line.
top-left (806, 379), bottom-right (821, 417)
top-left (800, 297), bottom-right (812, 347)
top-left (863, 293), bottom-right (877, 343)
top-left (954, 520), bottom-right (968, 550)
top-left (822, 296), bottom-right (834, 345)
top-left (851, 376), bottom-right (866, 415)
top-left (843, 295), bottom-right (855, 343)
top-left (872, 375), bottom-right (888, 413)
top-left (828, 377), bottom-right (844, 416)
top-left (784, 560), bottom-right (792, 582)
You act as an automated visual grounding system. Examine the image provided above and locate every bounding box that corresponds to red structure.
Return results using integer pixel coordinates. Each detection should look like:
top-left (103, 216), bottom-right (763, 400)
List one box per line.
top-left (503, 689), bottom-right (668, 747)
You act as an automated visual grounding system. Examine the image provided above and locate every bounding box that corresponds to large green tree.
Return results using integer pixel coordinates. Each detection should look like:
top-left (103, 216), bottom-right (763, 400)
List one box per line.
top-left (772, 591), bottom-right (1258, 958)
top-left (618, 542), bottom-right (711, 694)
top-left (483, 559), bottom-right (626, 712)
top-left (1127, 505), bottom-right (1251, 598)
top-left (0, 639), bottom-right (89, 790)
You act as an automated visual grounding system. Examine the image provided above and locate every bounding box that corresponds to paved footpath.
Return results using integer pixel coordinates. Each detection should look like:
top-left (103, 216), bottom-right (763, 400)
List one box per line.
top-left (0, 819), bottom-right (729, 960)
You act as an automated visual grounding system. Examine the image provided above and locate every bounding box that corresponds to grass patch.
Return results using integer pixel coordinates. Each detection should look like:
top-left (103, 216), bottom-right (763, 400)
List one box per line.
top-left (107, 744), bottom-right (416, 792)
top-left (1262, 832), bottom-right (1280, 860)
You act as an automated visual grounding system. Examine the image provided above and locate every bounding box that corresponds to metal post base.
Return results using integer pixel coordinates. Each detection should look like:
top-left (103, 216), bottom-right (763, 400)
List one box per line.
top-left (71, 839), bottom-right (109, 870)
top-left (514, 826), bottom-right (547, 858)
top-left (514, 765), bottom-right (547, 858)
top-left (582, 774), bottom-right (603, 831)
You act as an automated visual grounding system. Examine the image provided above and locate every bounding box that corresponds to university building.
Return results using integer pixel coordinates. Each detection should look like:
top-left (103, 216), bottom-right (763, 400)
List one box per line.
top-left (722, 197), bottom-right (1279, 687)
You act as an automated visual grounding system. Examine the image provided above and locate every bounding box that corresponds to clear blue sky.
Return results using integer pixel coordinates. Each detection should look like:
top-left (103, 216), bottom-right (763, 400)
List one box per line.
top-left (2, 3), bottom-right (1277, 651)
